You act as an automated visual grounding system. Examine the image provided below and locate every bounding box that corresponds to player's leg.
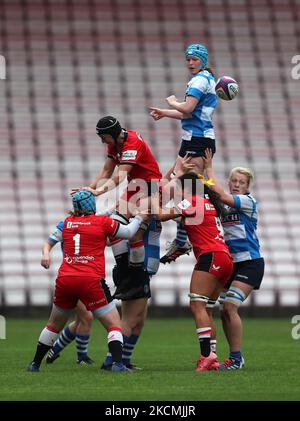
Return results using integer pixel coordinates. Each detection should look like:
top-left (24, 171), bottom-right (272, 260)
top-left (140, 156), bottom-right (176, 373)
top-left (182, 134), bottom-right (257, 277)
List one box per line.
top-left (219, 280), bottom-right (252, 370)
top-left (46, 300), bottom-right (93, 364)
top-left (219, 258), bottom-right (264, 370)
top-left (28, 276), bottom-right (78, 371)
top-left (206, 289), bottom-right (220, 368)
top-left (101, 298), bottom-right (148, 370)
top-left (189, 269), bottom-right (222, 372)
top-left (121, 298), bottom-right (147, 369)
top-left (93, 304), bottom-right (130, 373)
top-left (120, 217), bottom-right (159, 369)
top-left (28, 304), bottom-right (71, 372)
top-left (74, 301), bottom-right (94, 365)
top-left (81, 276), bottom-right (130, 372)
top-left (46, 319), bottom-right (77, 364)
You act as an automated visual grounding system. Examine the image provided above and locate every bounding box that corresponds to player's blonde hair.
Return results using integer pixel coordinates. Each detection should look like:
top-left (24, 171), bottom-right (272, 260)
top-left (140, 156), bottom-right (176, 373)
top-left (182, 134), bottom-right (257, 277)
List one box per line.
top-left (229, 167), bottom-right (254, 187)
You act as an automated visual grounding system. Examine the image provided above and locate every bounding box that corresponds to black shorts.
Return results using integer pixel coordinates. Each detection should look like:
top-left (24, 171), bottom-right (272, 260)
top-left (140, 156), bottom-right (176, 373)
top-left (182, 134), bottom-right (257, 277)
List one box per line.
top-left (224, 258), bottom-right (265, 290)
top-left (178, 137), bottom-right (216, 158)
top-left (113, 266), bottom-right (151, 301)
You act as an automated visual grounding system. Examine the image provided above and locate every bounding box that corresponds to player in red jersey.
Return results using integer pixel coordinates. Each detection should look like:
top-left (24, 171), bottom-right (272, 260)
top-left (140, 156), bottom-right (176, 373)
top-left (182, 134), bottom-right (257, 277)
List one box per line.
top-left (151, 172), bottom-right (233, 372)
top-left (27, 190), bottom-right (146, 373)
top-left (71, 116), bottom-right (161, 293)
top-left (71, 116), bottom-right (162, 370)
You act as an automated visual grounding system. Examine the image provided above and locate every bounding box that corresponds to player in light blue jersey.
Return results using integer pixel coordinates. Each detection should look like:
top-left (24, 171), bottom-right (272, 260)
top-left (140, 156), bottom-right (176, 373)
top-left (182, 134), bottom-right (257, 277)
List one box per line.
top-left (150, 43), bottom-right (218, 263)
top-left (41, 220), bottom-right (95, 365)
top-left (203, 149), bottom-right (265, 370)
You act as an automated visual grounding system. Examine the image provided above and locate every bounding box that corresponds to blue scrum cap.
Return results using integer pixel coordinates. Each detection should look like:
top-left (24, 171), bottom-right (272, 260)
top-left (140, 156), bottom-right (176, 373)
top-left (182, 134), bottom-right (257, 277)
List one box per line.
top-left (185, 44), bottom-right (208, 68)
top-left (72, 190), bottom-right (96, 214)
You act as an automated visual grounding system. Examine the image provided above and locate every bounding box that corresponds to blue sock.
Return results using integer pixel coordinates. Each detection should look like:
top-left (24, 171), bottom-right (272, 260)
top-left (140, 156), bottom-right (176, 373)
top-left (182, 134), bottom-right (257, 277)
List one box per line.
top-left (122, 334), bottom-right (139, 366)
top-left (230, 351), bottom-right (242, 361)
top-left (103, 353), bottom-right (113, 366)
top-left (76, 334), bottom-right (90, 360)
top-left (175, 222), bottom-right (188, 246)
top-left (52, 326), bottom-right (75, 355)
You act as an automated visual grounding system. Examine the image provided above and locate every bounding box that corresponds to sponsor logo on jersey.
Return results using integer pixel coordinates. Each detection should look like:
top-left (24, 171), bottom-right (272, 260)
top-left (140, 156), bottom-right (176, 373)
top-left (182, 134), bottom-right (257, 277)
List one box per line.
top-left (205, 203), bottom-right (216, 211)
top-left (212, 264), bottom-right (220, 271)
top-left (221, 212), bottom-right (240, 224)
top-left (64, 254), bottom-right (94, 264)
top-left (67, 221), bottom-right (91, 228)
top-left (121, 150), bottom-right (138, 161)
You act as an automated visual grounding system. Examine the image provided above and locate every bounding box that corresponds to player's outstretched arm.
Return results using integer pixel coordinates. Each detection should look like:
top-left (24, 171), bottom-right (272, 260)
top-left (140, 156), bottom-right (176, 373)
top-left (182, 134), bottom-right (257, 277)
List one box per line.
top-left (203, 148), bottom-right (235, 207)
top-left (89, 157), bottom-right (116, 189)
top-left (165, 95), bottom-right (198, 115)
top-left (70, 157), bottom-right (116, 195)
top-left (149, 106), bottom-right (183, 120)
top-left (114, 215), bottom-right (146, 239)
top-left (82, 164), bottom-right (133, 197)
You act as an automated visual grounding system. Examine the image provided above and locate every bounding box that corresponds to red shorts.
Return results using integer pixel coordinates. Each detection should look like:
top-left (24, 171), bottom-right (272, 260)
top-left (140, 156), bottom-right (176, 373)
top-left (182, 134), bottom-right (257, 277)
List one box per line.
top-left (194, 251), bottom-right (233, 286)
top-left (53, 276), bottom-right (113, 311)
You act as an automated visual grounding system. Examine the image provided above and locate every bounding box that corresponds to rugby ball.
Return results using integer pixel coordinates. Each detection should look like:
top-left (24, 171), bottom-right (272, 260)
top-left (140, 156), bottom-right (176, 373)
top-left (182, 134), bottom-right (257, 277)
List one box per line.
top-left (215, 76), bottom-right (239, 101)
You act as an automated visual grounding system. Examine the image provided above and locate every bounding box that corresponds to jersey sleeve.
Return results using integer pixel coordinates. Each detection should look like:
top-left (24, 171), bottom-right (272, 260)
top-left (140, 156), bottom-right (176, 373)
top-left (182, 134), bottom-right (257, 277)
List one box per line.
top-left (186, 75), bottom-right (208, 101)
top-left (48, 220), bottom-right (64, 244)
top-left (233, 194), bottom-right (257, 217)
top-left (102, 216), bottom-right (120, 237)
top-left (119, 133), bottom-right (142, 166)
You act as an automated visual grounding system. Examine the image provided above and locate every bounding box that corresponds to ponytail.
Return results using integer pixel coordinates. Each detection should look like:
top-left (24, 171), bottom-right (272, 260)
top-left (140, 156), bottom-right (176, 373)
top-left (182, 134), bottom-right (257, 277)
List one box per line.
top-left (204, 185), bottom-right (227, 218)
top-left (203, 65), bottom-right (215, 77)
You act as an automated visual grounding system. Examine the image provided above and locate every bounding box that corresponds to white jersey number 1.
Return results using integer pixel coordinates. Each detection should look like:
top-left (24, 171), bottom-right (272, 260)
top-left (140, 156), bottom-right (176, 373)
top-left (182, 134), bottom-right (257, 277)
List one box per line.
top-left (73, 233), bottom-right (80, 255)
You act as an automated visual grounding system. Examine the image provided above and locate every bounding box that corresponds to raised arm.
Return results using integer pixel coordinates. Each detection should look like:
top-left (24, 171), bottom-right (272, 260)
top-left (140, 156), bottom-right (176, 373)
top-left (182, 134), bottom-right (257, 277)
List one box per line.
top-left (114, 215), bottom-right (147, 239)
top-left (83, 164), bottom-right (133, 197)
top-left (89, 157), bottom-right (116, 189)
top-left (165, 95), bottom-right (199, 115)
top-left (149, 106), bottom-right (183, 121)
top-left (71, 157), bottom-right (116, 194)
top-left (203, 148), bottom-right (235, 207)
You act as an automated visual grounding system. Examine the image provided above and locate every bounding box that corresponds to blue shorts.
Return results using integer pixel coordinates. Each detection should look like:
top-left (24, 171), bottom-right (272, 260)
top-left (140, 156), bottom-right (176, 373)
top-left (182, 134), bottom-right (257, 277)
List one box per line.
top-left (224, 258), bottom-right (265, 290)
top-left (178, 137), bottom-right (216, 158)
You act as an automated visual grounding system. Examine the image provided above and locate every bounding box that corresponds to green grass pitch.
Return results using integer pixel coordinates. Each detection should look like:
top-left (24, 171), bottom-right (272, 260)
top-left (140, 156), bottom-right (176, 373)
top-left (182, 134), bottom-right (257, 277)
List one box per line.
top-left (0, 318), bottom-right (299, 401)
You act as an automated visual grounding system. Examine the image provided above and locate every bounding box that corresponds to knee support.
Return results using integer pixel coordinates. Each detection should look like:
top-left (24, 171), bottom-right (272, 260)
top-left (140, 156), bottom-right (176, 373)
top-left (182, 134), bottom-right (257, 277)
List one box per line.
top-left (188, 293), bottom-right (209, 303)
top-left (218, 291), bottom-right (227, 311)
top-left (206, 298), bottom-right (217, 309)
top-left (224, 287), bottom-right (246, 307)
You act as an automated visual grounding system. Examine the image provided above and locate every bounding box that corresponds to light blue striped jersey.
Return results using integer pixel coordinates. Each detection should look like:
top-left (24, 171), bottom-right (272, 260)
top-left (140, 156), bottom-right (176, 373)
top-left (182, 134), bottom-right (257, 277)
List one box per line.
top-left (48, 220), bottom-right (64, 251)
top-left (221, 194), bottom-right (262, 262)
top-left (143, 217), bottom-right (161, 276)
top-left (181, 70), bottom-right (217, 139)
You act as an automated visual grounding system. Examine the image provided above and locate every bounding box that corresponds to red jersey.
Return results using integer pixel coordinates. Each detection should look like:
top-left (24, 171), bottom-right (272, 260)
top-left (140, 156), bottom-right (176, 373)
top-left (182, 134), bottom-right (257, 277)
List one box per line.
top-left (58, 215), bottom-right (119, 279)
top-left (176, 195), bottom-right (230, 258)
top-left (107, 130), bottom-right (162, 183)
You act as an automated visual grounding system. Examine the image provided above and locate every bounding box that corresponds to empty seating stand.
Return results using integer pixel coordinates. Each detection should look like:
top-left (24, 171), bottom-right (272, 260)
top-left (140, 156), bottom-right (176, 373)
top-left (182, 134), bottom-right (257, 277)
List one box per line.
top-left (0, 0), bottom-right (299, 313)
